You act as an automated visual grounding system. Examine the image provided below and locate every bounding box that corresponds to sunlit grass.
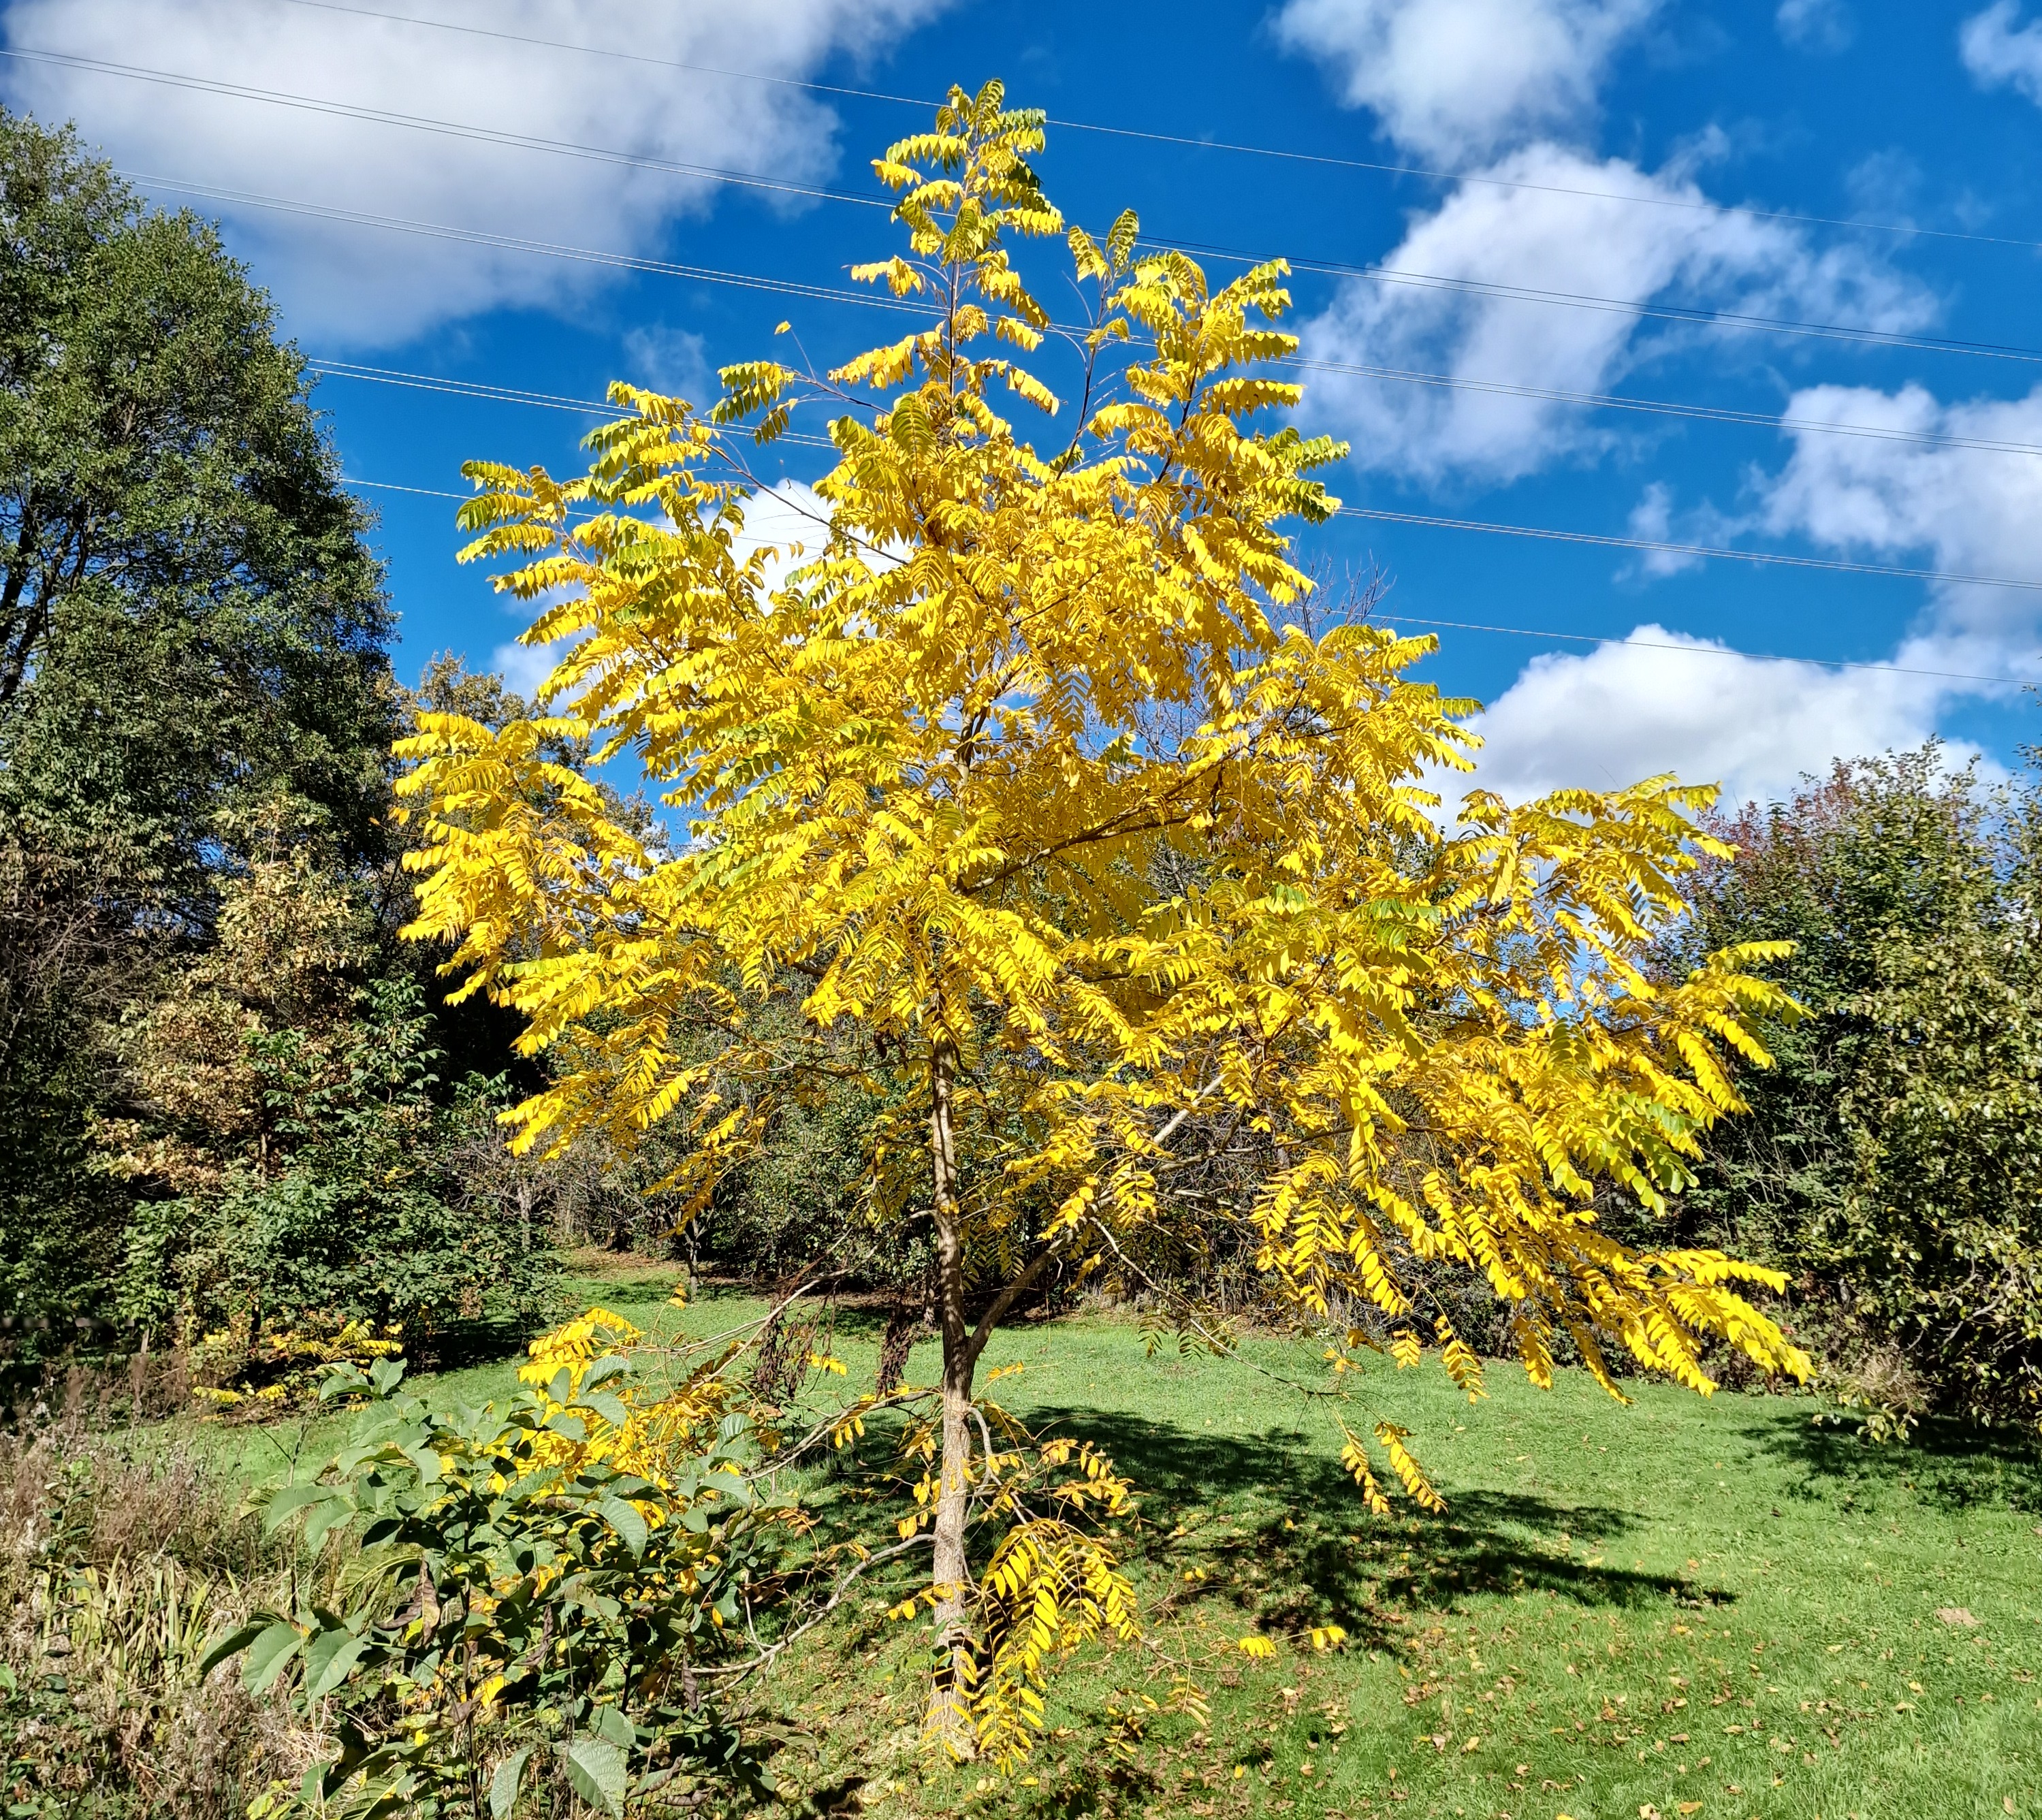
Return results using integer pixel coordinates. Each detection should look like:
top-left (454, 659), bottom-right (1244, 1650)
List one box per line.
top-left (233, 1263), bottom-right (2042, 1820)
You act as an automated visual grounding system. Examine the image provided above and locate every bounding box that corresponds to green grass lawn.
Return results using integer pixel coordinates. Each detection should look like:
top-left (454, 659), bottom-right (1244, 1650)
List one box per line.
top-left (246, 1264), bottom-right (2042, 1820)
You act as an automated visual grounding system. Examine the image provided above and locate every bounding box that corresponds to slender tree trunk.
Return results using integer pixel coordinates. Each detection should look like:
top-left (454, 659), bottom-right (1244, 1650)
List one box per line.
top-left (925, 1032), bottom-right (977, 1755)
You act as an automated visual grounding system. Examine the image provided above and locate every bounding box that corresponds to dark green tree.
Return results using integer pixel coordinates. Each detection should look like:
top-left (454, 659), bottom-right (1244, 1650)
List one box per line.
top-left (0, 108), bottom-right (400, 1360)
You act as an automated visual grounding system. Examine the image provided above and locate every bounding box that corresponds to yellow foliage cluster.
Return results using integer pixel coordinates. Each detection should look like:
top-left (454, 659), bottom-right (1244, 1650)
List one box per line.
top-left (398, 84), bottom-right (1806, 1412)
top-left (885, 1409), bottom-right (1144, 1765)
top-left (513, 1307), bottom-right (742, 1522)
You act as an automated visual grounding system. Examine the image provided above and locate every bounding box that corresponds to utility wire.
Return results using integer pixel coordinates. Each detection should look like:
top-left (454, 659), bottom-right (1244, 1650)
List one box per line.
top-left (126, 173), bottom-right (929, 308)
top-left (311, 348), bottom-right (2042, 464)
top-left (144, 175), bottom-right (2042, 463)
top-left (257, 0), bottom-right (2042, 261)
top-left (1287, 355), bottom-right (2042, 458)
top-left (334, 466), bottom-right (2042, 602)
top-left (0, 46), bottom-right (895, 212)
top-left (1224, 244), bottom-right (2042, 367)
top-left (1376, 615), bottom-right (2034, 686)
top-left (338, 474), bottom-right (2037, 686)
top-left (35, 48), bottom-right (2042, 368)
top-left (1334, 505), bottom-right (2042, 594)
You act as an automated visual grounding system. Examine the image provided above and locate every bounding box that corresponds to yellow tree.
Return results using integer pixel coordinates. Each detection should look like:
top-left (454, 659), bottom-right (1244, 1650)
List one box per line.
top-left (398, 81), bottom-right (1808, 1757)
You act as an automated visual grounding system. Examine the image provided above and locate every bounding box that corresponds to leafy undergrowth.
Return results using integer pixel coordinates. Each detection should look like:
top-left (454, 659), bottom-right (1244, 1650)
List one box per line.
top-left (218, 1268), bottom-right (2039, 1820)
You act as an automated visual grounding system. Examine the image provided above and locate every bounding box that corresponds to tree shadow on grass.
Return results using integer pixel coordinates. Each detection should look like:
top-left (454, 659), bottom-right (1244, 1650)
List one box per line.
top-left (1732, 1401), bottom-right (2042, 1515)
top-left (1020, 1404), bottom-right (1734, 1649)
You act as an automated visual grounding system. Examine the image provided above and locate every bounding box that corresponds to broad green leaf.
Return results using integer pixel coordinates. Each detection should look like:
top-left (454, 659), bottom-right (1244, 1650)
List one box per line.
top-left (597, 1497), bottom-right (647, 1557)
top-left (303, 1495), bottom-right (355, 1552)
top-left (303, 1627), bottom-right (370, 1699)
top-left (560, 1736), bottom-right (628, 1819)
top-left (241, 1621), bottom-right (304, 1694)
top-left (197, 1620), bottom-right (269, 1678)
top-left (488, 1745), bottom-right (535, 1820)
top-left (262, 1482), bottom-right (333, 1533)
top-left (318, 1364), bottom-right (368, 1401)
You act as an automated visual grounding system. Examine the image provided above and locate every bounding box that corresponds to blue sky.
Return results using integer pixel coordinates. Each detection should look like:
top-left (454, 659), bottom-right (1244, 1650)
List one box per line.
top-left (7, 0), bottom-right (2042, 805)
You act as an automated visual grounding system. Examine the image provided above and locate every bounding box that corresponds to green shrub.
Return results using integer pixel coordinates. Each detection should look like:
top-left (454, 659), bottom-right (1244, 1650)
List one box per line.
top-left (210, 1315), bottom-right (780, 1817)
top-left (1668, 748), bottom-right (2042, 1435)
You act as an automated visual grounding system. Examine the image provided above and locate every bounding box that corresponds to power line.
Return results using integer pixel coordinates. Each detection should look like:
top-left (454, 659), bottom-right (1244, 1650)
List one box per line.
top-left (336, 462), bottom-right (2042, 600)
top-left (312, 345), bottom-right (2042, 465)
top-left (256, 0), bottom-right (2042, 261)
top-left (138, 176), bottom-right (2042, 468)
top-left (0, 46), bottom-right (894, 212)
top-left (1228, 244), bottom-right (2042, 368)
top-left (40, 49), bottom-right (2042, 370)
top-left (1377, 614), bottom-right (2033, 687)
top-left (309, 357), bottom-right (842, 451)
top-left (1289, 355), bottom-right (2042, 459)
top-left (1335, 505), bottom-right (2042, 594)
top-left (127, 173), bottom-right (927, 311)
top-left (338, 473), bottom-right (2037, 687)
top-left (312, 360), bottom-right (618, 416)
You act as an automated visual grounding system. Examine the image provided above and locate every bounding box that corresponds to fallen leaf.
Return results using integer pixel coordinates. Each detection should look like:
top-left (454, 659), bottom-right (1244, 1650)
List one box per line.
top-left (1937, 1607), bottom-right (1979, 1628)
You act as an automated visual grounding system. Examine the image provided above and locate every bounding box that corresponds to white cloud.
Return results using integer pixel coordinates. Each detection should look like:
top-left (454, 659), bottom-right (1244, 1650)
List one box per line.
top-left (1961, 2), bottom-right (2042, 106)
top-left (1756, 381), bottom-right (2042, 661)
top-left (0, 0), bottom-right (944, 345)
top-left (1623, 481), bottom-right (1704, 577)
top-left (1297, 144), bottom-right (1934, 485)
top-left (1273, 0), bottom-right (1657, 163)
top-left (621, 325), bottom-right (715, 407)
top-left (1776, 0), bottom-right (1853, 53)
top-left (1452, 626), bottom-right (1945, 807)
top-left (1501, 380), bottom-right (2042, 808)
top-left (488, 633), bottom-right (565, 706)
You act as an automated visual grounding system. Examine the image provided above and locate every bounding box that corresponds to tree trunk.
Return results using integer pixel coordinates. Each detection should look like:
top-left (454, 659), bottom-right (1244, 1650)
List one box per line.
top-left (925, 1033), bottom-right (977, 1755)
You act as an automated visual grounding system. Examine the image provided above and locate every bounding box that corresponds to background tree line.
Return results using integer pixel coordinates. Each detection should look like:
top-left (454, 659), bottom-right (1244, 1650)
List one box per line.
top-left (0, 112), bottom-right (583, 1392)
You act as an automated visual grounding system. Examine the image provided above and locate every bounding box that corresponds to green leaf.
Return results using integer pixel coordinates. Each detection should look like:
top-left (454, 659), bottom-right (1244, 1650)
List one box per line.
top-left (590, 1703), bottom-right (636, 1749)
top-left (581, 1390), bottom-right (631, 1429)
top-left (303, 1495), bottom-right (353, 1553)
top-left (560, 1736), bottom-right (628, 1819)
top-left (241, 1621), bottom-right (304, 1694)
top-left (197, 1621), bottom-right (269, 1678)
top-left (488, 1745), bottom-right (535, 1820)
top-left (368, 1357), bottom-right (407, 1397)
top-left (402, 1443), bottom-right (443, 1484)
top-left (319, 1363), bottom-right (368, 1401)
top-left (263, 1483), bottom-right (333, 1534)
top-left (597, 1496), bottom-right (647, 1557)
top-left (303, 1626), bottom-right (370, 1699)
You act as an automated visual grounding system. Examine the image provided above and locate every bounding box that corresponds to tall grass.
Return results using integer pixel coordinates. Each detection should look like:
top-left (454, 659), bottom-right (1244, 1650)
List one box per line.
top-left (0, 1405), bottom-right (315, 1815)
